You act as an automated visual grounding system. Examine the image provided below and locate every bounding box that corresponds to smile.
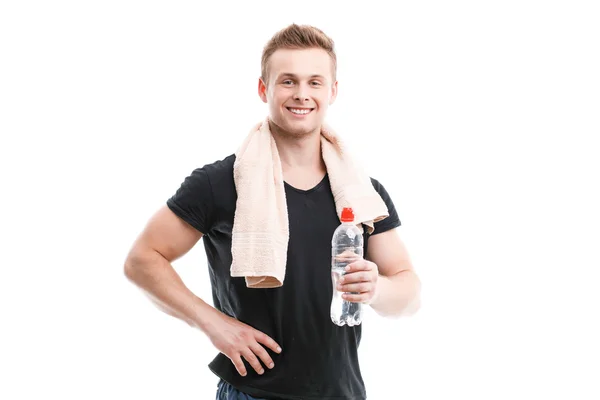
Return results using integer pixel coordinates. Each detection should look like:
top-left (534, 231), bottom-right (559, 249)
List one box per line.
top-left (286, 107), bottom-right (314, 115)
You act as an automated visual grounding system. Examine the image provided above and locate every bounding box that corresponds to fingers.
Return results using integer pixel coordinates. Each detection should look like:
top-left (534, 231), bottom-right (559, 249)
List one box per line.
top-left (338, 261), bottom-right (377, 304)
top-left (339, 271), bottom-right (371, 284)
top-left (345, 259), bottom-right (375, 273)
top-left (241, 348), bottom-right (265, 375)
top-left (230, 354), bottom-right (248, 377)
top-left (334, 250), bottom-right (361, 264)
top-left (341, 292), bottom-right (369, 303)
top-left (250, 343), bottom-right (275, 370)
top-left (228, 330), bottom-right (281, 377)
top-left (216, 320), bottom-right (282, 377)
top-left (254, 330), bottom-right (282, 355)
top-left (337, 281), bottom-right (370, 293)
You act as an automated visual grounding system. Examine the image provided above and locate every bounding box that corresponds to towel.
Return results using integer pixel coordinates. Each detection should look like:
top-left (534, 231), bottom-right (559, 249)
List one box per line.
top-left (231, 117), bottom-right (389, 288)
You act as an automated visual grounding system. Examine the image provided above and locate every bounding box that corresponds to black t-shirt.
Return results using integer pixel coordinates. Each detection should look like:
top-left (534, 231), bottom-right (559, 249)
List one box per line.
top-left (166, 154), bottom-right (401, 400)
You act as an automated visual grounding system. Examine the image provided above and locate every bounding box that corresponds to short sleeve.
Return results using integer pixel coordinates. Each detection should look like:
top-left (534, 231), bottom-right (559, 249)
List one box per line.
top-left (370, 178), bottom-right (401, 235)
top-left (166, 167), bottom-right (215, 235)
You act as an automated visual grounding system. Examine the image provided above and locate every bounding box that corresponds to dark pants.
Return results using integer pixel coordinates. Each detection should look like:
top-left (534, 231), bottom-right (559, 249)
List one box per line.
top-left (216, 380), bottom-right (267, 400)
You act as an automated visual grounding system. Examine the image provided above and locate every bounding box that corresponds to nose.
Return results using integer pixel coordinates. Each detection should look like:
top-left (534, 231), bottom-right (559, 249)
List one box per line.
top-left (293, 86), bottom-right (310, 102)
top-left (293, 93), bottom-right (309, 102)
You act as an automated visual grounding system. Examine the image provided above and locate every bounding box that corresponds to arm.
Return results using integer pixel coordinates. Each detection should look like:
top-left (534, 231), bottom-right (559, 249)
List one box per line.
top-left (123, 205), bottom-right (281, 376)
top-left (338, 228), bottom-right (421, 318)
top-left (123, 204), bottom-right (211, 328)
top-left (366, 229), bottom-right (421, 317)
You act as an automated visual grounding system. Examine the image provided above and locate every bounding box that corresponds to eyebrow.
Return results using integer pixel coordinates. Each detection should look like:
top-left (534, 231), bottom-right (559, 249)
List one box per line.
top-left (279, 73), bottom-right (327, 80)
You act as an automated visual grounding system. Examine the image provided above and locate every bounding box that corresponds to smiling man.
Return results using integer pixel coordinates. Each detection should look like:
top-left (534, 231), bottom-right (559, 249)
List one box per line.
top-left (124, 24), bottom-right (421, 400)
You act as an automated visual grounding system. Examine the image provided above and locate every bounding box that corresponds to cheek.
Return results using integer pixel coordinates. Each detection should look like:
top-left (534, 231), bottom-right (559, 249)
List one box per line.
top-left (271, 92), bottom-right (288, 107)
top-left (317, 92), bottom-right (332, 106)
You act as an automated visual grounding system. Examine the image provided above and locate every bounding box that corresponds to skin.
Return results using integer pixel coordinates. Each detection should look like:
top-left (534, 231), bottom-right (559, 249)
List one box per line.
top-left (258, 48), bottom-right (338, 190)
top-left (259, 48), bottom-right (337, 140)
top-left (124, 46), bottom-right (421, 379)
top-left (259, 48), bottom-right (420, 315)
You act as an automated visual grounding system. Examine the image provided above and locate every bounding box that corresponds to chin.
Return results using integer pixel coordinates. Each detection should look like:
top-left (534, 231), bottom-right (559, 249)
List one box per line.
top-left (272, 116), bottom-right (319, 137)
top-left (286, 123), bottom-right (319, 137)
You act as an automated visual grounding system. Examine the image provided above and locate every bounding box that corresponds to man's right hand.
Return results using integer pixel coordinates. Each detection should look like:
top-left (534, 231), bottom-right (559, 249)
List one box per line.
top-left (124, 206), bottom-right (281, 377)
top-left (203, 309), bottom-right (282, 377)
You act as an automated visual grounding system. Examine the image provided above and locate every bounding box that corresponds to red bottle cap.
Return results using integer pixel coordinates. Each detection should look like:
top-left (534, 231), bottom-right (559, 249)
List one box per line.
top-left (341, 207), bottom-right (355, 222)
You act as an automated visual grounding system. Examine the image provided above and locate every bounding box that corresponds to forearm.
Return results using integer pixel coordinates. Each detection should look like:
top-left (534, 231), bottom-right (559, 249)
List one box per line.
top-left (124, 250), bottom-right (216, 331)
top-left (369, 269), bottom-right (421, 317)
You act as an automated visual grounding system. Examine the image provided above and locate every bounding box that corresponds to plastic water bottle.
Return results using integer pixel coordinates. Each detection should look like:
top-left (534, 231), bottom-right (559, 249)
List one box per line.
top-left (330, 207), bottom-right (364, 327)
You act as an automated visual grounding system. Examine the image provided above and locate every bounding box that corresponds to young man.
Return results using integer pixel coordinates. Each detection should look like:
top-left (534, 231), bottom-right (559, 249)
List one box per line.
top-left (124, 24), bottom-right (421, 400)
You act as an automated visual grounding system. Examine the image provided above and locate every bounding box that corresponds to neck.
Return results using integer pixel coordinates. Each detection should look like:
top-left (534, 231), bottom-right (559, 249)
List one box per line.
top-left (269, 120), bottom-right (326, 175)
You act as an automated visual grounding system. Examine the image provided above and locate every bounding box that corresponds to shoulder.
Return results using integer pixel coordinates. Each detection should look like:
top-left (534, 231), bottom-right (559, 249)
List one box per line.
top-left (180, 154), bottom-right (236, 190)
top-left (369, 177), bottom-right (383, 190)
top-left (368, 176), bottom-right (402, 233)
top-left (198, 153), bottom-right (236, 179)
top-left (369, 176), bottom-right (393, 201)
top-left (166, 153), bottom-right (236, 235)
top-left (202, 154), bottom-right (236, 197)
top-left (170, 154), bottom-right (235, 193)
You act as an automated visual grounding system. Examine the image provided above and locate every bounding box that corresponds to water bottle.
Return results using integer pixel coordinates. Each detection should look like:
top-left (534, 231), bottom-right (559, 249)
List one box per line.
top-left (330, 207), bottom-right (364, 327)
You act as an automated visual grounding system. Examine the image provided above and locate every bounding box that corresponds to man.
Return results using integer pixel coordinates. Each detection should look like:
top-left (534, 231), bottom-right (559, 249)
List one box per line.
top-left (124, 23), bottom-right (421, 400)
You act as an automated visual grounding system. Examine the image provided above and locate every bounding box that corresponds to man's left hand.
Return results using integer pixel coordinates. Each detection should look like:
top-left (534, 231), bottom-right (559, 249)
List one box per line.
top-left (337, 259), bottom-right (379, 304)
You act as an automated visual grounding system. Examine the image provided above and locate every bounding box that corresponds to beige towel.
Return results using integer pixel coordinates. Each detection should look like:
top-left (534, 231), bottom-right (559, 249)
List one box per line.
top-left (231, 117), bottom-right (389, 288)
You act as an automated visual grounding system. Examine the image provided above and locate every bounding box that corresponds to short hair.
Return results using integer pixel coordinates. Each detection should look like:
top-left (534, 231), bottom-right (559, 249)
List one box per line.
top-left (261, 23), bottom-right (337, 84)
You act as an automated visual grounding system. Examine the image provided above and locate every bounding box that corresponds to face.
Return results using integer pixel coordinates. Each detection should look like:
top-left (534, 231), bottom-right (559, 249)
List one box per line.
top-left (258, 48), bottom-right (338, 138)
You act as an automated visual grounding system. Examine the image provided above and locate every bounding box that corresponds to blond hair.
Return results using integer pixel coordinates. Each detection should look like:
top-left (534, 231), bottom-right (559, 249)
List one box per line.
top-left (261, 23), bottom-right (337, 84)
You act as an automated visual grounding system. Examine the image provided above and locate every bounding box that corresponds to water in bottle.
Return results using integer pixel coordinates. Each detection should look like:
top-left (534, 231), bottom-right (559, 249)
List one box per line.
top-left (330, 207), bottom-right (364, 327)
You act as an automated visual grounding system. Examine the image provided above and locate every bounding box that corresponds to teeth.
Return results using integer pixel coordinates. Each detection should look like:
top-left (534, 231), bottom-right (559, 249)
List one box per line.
top-left (289, 108), bottom-right (311, 115)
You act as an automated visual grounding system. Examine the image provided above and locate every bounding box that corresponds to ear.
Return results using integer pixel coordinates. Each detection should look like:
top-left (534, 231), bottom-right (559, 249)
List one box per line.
top-left (258, 77), bottom-right (268, 103)
top-left (329, 80), bottom-right (338, 105)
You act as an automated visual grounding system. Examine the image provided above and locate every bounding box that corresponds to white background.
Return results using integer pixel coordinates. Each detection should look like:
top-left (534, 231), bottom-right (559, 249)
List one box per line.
top-left (1, 1), bottom-right (599, 399)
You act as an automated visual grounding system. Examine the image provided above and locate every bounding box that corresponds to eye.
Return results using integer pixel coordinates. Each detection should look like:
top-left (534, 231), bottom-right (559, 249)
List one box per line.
top-left (311, 81), bottom-right (322, 86)
top-left (282, 79), bottom-right (294, 85)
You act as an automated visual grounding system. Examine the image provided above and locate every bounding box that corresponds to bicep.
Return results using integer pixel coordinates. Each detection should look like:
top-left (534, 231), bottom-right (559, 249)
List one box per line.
top-left (128, 205), bottom-right (203, 263)
top-left (366, 229), bottom-right (414, 277)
